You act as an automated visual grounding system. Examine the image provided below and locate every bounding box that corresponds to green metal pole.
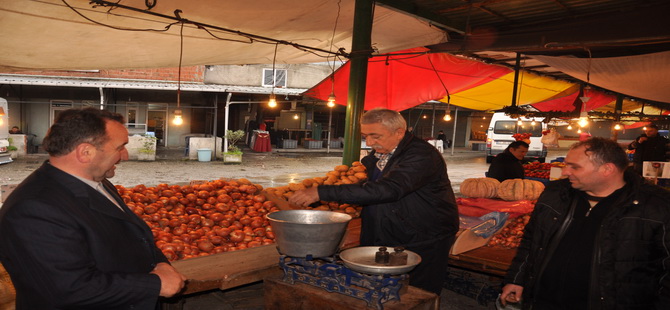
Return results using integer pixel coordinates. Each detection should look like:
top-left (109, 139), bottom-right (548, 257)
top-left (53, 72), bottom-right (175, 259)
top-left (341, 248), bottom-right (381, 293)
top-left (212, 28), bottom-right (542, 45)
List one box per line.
top-left (342, 0), bottom-right (374, 165)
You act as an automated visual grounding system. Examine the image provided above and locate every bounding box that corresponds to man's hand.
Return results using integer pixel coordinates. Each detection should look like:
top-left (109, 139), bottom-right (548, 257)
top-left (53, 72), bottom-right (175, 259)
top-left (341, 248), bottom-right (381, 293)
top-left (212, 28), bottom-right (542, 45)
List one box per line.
top-left (151, 262), bottom-right (187, 297)
top-left (500, 284), bottom-right (523, 306)
top-left (288, 186), bottom-right (320, 207)
top-left (639, 136), bottom-right (648, 143)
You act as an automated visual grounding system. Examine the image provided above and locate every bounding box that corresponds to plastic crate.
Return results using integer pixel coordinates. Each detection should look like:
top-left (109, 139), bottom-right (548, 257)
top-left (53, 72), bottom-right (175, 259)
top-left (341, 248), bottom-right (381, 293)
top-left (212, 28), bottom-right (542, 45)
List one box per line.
top-left (443, 268), bottom-right (502, 306)
top-left (304, 140), bottom-right (322, 149)
top-left (282, 139), bottom-right (297, 149)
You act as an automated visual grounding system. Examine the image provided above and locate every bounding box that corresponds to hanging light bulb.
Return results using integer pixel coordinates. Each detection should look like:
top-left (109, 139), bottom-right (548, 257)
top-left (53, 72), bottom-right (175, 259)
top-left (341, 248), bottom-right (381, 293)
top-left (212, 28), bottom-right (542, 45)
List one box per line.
top-left (172, 109), bottom-right (183, 126)
top-left (531, 118), bottom-right (536, 126)
top-left (578, 112), bottom-right (589, 128)
top-left (577, 128), bottom-right (582, 134)
top-left (642, 126), bottom-right (647, 131)
top-left (567, 124), bottom-right (573, 130)
top-left (443, 107), bottom-right (451, 121)
top-left (614, 123), bottom-right (622, 130)
top-left (517, 118), bottom-right (523, 126)
top-left (422, 115), bottom-right (427, 119)
top-left (327, 93), bottom-right (336, 107)
top-left (268, 93), bottom-right (277, 108)
top-left (293, 114), bottom-right (299, 120)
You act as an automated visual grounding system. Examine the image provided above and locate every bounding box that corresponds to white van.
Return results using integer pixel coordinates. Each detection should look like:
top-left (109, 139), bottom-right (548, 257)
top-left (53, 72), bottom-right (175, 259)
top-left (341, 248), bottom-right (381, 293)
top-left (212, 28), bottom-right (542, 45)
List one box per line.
top-left (485, 112), bottom-right (547, 163)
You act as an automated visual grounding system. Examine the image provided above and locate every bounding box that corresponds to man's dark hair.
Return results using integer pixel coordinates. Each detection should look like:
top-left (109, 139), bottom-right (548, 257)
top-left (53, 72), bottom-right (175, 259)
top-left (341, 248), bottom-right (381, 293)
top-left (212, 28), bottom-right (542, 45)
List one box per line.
top-left (506, 141), bottom-right (529, 152)
top-left (648, 124), bottom-right (659, 130)
top-left (43, 108), bottom-right (125, 156)
top-left (571, 137), bottom-right (629, 171)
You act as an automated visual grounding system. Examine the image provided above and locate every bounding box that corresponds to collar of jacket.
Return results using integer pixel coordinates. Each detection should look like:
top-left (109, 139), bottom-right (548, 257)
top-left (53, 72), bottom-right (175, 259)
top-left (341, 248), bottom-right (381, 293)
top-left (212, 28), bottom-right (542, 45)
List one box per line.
top-left (368, 131), bottom-right (414, 159)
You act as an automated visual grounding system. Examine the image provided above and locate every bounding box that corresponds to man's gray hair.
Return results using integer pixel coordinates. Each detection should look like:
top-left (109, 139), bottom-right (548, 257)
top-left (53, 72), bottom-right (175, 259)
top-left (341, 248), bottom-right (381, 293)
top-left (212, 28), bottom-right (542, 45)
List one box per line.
top-left (360, 108), bottom-right (407, 131)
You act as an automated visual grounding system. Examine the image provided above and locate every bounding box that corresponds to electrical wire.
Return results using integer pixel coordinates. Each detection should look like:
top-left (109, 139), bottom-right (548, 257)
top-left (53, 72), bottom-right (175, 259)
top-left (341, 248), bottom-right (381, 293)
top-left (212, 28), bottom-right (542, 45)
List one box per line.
top-left (62, 0), bottom-right (346, 60)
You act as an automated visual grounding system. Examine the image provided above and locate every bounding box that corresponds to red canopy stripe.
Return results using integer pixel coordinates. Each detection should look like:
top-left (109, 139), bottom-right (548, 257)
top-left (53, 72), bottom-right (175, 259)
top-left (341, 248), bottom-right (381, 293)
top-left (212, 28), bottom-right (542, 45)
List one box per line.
top-left (304, 47), bottom-right (511, 111)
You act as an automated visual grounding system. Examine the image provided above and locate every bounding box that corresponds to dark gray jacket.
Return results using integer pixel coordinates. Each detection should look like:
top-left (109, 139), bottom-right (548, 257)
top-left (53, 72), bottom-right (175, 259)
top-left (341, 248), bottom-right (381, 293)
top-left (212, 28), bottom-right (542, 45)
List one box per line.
top-left (505, 171), bottom-right (670, 309)
top-left (317, 132), bottom-right (458, 247)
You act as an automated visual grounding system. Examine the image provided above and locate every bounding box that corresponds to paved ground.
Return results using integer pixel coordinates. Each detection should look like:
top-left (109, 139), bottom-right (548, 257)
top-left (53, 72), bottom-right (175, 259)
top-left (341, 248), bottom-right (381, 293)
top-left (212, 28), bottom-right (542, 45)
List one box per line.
top-left (0, 146), bottom-right (569, 309)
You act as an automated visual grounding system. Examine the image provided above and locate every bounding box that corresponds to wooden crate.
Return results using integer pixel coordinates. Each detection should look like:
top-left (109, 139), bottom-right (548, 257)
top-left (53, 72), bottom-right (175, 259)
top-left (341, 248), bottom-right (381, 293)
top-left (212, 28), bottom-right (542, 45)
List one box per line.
top-left (172, 244), bottom-right (283, 294)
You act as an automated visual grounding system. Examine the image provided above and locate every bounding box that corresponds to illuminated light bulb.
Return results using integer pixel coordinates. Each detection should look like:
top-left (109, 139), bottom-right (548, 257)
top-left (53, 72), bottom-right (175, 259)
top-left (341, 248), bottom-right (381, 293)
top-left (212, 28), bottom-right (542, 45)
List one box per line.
top-left (531, 119), bottom-right (536, 125)
top-left (642, 126), bottom-right (647, 131)
top-left (422, 115), bottom-right (427, 119)
top-left (614, 123), bottom-right (622, 130)
top-left (567, 124), bottom-right (573, 130)
top-left (443, 111), bottom-right (451, 121)
top-left (482, 116), bottom-right (486, 120)
top-left (578, 117), bottom-right (588, 127)
top-left (577, 128), bottom-right (582, 134)
top-left (293, 114), bottom-right (299, 120)
top-left (517, 118), bottom-right (522, 126)
top-left (327, 94), bottom-right (336, 107)
top-left (268, 93), bottom-right (277, 108)
top-left (0, 117), bottom-right (3, 126)
top-left (172, 109), bottom-right (183, 126)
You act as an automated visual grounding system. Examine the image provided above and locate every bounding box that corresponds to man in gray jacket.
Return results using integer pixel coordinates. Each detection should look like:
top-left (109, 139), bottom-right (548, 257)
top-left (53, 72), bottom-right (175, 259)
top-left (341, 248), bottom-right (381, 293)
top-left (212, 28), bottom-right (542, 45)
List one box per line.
top-left (290, 108), bottom-right (458, 295)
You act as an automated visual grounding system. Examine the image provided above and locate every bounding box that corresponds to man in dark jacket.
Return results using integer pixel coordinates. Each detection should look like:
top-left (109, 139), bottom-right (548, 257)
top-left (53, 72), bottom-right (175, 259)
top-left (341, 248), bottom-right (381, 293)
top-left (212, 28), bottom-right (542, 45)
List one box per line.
top-left (628, 124), bottom-right (670, 174)
top-left (487, 141), bottom-right (529, 182)
top-left (0, 108), bottom-right (186, 309)
top-left (289, 108), bottom-right (459, 295)
top-left (500, 137), bottom-right (670, 309)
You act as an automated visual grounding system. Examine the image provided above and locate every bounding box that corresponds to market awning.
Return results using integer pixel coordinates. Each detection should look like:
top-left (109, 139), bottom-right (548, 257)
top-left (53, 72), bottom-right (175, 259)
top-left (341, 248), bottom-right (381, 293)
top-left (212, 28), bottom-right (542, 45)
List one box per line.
top-left (529, 51), bottom-right (670, 103)
top-left (0, 0), bottom-right (446, 71)
top-left (304, 47), bottom-right (511, 111)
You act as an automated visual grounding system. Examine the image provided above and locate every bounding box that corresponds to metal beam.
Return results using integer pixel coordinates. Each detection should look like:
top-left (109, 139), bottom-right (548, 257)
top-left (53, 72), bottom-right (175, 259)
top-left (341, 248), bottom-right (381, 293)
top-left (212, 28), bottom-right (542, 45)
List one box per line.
top-left (375, 0), bottom-right (464, 34)
top-left (342, 0), bottom-right (374, 165)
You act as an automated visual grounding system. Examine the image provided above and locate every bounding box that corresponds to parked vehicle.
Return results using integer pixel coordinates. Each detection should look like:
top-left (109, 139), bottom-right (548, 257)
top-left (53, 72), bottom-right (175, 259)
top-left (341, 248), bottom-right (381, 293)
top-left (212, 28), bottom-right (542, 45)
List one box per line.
top-left (0, 98), bottom-right (12, 164)
top-left (485, 112), bottom-right (547, 163)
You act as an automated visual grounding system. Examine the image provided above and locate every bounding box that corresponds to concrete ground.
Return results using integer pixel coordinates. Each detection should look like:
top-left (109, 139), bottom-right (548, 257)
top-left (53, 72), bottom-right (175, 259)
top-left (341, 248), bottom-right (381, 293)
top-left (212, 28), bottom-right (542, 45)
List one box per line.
top-left (0, 145), bottom-right (569, 309)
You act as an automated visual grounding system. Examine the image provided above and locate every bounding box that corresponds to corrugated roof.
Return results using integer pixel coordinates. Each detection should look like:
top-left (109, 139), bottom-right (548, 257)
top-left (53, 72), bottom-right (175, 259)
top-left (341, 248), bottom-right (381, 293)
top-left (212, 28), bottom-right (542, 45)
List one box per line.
top-left (0, 74), bottom-right (307, 95)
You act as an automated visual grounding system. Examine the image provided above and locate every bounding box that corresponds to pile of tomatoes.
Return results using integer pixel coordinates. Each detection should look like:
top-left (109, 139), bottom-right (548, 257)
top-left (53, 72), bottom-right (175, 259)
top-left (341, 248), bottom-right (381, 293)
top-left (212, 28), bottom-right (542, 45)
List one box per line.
top-left (115, 179), bottom-right (280, 261)
top-left (486, 214), bottom-right (530, 249)
top-left (512, 133), bottom-right (532, 141)
top-left (523, 162), bottom-right (552, 179)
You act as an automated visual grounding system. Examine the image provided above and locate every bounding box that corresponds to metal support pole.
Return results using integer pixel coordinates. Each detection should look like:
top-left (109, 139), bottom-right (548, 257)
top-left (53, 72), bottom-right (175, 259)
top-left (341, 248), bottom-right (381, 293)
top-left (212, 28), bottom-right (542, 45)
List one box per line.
top-left (327, 107), bottom-right (333, 154)
top-left (223, 93), bottom-right (232, 153)
top-left (431, 101), bottom-right (436, 138)
top-left (213, 93), bottom-right (218, 158)
top-left (342, 0), bottom-right (374, 165)
top-left (450, 107), bottom-right (458, 156)
top-left (510, 53), bottom-right (522, 108)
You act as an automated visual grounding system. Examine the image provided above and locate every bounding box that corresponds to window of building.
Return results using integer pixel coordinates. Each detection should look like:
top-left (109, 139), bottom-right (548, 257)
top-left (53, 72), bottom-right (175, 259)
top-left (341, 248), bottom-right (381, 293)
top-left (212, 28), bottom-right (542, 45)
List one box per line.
top-left (262, 68), bottom-right (287, 87)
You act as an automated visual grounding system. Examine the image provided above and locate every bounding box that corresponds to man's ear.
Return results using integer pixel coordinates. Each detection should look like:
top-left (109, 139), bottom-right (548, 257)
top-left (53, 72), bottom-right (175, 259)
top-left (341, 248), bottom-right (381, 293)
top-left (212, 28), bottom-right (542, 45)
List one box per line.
top-left (75, 143), bottom-right (96, 163)
top-left (599, 162), bottom-right (618, 176)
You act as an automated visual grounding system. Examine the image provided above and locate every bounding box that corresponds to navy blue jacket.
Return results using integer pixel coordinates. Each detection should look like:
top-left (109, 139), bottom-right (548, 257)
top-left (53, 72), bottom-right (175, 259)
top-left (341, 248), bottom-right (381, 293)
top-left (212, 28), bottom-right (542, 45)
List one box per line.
top-left (0, 162), bottom-right (167, 309)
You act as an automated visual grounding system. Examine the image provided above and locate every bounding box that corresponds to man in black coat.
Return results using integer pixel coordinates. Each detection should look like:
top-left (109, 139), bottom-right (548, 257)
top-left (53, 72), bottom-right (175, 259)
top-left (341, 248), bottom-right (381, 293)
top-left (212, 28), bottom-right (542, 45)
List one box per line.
top-left (628, 124), bottom-right (670, 174)
top-left (289, 108), bottom-right (459, 295)
top-left (487, 141), bottom-right (529, 182)
top-left (0, 108), bottom-right (186, 309)
top-left (500, 137), bottom-right (670, 309)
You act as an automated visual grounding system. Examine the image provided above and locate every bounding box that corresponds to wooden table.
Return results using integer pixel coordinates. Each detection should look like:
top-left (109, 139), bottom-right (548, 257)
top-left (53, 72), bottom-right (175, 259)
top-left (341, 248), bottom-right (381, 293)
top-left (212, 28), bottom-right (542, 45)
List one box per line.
top-left (264, 275), bottom-right (439, 310)
top-left (448, 246), bottom-right (517, 277)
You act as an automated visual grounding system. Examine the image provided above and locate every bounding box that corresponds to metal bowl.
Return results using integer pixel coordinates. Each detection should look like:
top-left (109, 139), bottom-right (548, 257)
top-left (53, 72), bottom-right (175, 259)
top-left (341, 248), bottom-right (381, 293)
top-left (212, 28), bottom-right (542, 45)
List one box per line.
top-left (339, 246), bottom-right (421, 275)
top-left (266, 210), bottom-right (352, 258)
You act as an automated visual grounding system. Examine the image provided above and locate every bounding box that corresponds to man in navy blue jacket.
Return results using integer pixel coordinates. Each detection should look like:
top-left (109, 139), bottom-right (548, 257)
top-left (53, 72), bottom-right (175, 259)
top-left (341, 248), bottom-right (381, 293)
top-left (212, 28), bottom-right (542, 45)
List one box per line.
top-left (290, 108), bottom-right (458, 295)
top-left (0, 108), bottom-right (185, 309)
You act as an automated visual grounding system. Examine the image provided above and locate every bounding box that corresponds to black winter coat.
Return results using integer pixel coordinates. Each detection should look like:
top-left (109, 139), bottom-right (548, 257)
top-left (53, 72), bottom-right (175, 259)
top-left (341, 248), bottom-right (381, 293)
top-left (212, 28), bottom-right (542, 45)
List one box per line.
top-left (505, 171), bottom-right (670, 309)
top-left (317, 132), bottom-right (459, 247)
top-left (487, 151), bottom-right (525, 182)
